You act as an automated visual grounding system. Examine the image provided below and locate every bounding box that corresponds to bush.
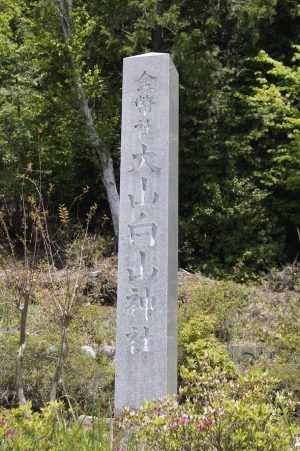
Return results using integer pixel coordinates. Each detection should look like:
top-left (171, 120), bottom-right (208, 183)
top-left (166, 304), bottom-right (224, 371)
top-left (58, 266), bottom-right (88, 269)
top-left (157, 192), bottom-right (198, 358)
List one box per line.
top-left (114, 297), bottom-right (300, 450)
top-left (0, 402), bottom-right (112, 450)
top-left (116, 373), bottom-right (299, 450)
top-left (179, 279), bottom-right (251, 343)
top-left (179, 312), bottom-right (236, 401)
top-left (179, 277), bottom-right (300, 396)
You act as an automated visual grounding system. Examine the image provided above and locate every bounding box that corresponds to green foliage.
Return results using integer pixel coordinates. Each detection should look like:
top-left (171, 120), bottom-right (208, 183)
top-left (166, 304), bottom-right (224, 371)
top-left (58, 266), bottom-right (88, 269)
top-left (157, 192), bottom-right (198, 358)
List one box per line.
top-left (179, 277), bottom-right (300, 396)
top-left (179, 279), bottom-right (251, 340)
top-left (0, 286), bottom-right (115, 412)
top-left (116, 374), bottom-right (299, 450)
top-left (240, 46), bottom-right (300, 233)
top-left (0, 402), bottom-right (112, 450)
top-left (1, 0), bottom-right (300, 276)
top-left (179, 312), bottom-right (236, 401)
top-left (0, 0), bottom-right (117, 225)
top-left (172, 1), bottom-right (300, 277)
top-left (1, 263), bottom-right (300, 449)
top-left (115, 276), bottom-right (300, 449)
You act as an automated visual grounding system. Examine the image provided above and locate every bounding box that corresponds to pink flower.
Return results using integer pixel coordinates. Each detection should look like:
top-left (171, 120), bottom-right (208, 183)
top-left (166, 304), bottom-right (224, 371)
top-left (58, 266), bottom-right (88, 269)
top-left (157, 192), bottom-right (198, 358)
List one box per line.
top-left (181, 414), bottom-right (189, 426)
top-left (5, 428), bottom-right (14, 438)
top-left (173, 401), bottom-right (179, 408)
top-left (84, 422), bottom-right (93, 430)
top-left (163, 425), bottom-right (168, 432)
top-left (206, 418), bottom-right (213, 427)
top-left (196, 423), bottom-right (205, 431)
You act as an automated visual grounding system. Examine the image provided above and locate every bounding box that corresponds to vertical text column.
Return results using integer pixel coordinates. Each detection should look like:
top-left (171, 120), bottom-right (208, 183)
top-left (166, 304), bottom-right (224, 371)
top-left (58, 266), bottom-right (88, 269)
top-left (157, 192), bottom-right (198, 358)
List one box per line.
top-left (115, 53), bottom-right (178, 413)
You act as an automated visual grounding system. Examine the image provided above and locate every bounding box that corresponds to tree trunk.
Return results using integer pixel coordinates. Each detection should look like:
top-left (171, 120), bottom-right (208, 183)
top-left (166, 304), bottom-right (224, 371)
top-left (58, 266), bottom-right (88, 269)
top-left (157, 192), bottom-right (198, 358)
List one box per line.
top-left (53, 0), bottom-right (120, 236)
top-left (77, 83), bottom-right (120, 235)
top-left (49, 316), bottom-right (68, 402)
top-left (152, 26), bottom-right (162, 52)
top-left (16, 295), bottom-right (29, 406)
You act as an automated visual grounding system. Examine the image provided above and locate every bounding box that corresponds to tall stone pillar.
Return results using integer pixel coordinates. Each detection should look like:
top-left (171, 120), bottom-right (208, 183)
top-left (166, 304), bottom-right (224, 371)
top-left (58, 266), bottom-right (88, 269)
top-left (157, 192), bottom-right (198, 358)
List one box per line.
top-left (115, 52), bottom-right (179, 413)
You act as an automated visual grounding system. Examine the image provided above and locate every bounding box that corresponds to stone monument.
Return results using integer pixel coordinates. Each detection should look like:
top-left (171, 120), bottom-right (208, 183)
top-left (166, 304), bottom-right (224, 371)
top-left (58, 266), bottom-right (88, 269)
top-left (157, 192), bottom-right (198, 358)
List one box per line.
top-left (115, 52), bottom-right (178, 413)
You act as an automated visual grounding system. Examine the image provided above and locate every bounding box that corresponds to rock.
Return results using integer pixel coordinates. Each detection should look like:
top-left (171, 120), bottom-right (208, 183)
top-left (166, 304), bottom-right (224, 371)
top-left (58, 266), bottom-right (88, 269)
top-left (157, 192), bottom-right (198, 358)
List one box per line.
top-left (228, 343), bottom-right (272, 364)
top-left (80, 345), bottom-right (96, 358)
top-left (78, 415), bottom-right (113, 429)
top-left (47, 344), bottom-right (56, 352)
top-left (100, 343), bottom-right (115, 359)
top-left (78, 415), bottom-right (98, 427)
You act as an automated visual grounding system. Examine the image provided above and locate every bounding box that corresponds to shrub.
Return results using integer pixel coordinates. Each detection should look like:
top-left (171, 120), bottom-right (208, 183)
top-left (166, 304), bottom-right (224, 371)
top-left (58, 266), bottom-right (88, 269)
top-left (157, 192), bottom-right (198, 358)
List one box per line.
top-left (0, 402), bottom-right (112, 450)
top-left (179, 279), bottom-right (251, 342)
top-left (115, 301), bottom-right (300, 450)
top-left (116, 373), bottom-right (299, 450)
top-left (179, 311), bottom-right (236, 401)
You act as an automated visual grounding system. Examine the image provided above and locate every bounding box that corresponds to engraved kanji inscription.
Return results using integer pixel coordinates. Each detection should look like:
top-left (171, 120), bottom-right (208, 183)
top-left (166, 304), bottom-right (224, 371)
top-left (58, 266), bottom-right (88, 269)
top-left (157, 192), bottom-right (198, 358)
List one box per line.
top-left (125, 287), bottom-right (156, 321)
top-left (140, 326), bottom-right (153, 352)
top-left (128, 212), bottom-right (157, 246)
top-left (136, 71), bottom-right (156, 93)
top-left (134, 72), bottom-right (156, 137)
top-left (126, 326), bottom-right (154, 354)
top-left (129, 178), bottom-right (159, 208)
top-left (128, 144), bottom-right (160, 175)
top-left (135, 94), bottom-right (154, 116)
top-left (126, 326), bottom-right (138, 354)
top-left (128, 251), bottom-right (157, 282)
top-left (135, 117), bottom-right (151, 138)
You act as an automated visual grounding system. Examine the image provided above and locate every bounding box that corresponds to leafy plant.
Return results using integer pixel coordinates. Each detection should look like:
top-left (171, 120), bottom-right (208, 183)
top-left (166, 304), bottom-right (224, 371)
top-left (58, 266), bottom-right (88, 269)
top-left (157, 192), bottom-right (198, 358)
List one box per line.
top-left (116, 373), bottom-right (299, 450)
top-left (0, 402), bottom-right (112, 450)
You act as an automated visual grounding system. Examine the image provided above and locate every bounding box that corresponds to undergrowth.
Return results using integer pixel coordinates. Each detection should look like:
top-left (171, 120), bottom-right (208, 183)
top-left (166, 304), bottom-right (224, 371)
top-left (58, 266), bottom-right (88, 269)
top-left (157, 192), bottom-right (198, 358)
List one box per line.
top-left (0, 267), bottom-right (299, 449)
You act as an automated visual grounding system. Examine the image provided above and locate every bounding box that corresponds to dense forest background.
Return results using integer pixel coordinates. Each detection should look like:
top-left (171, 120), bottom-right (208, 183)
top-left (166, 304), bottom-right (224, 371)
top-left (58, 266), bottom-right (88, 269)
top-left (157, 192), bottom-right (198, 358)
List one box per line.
top-left (0, 0), bottom-right (299, 280)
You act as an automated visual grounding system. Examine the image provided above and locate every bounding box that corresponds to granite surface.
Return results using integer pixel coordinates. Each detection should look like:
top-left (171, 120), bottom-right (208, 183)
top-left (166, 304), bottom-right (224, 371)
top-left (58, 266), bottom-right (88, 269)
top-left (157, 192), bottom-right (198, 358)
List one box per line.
top-left (115, 52), bottom-right (179, 413)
